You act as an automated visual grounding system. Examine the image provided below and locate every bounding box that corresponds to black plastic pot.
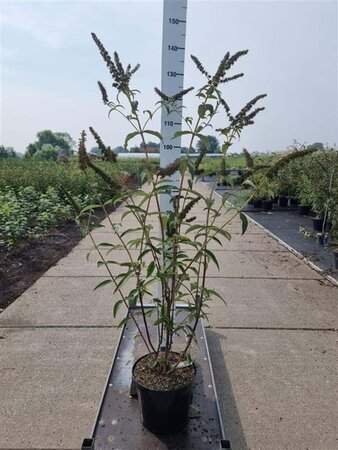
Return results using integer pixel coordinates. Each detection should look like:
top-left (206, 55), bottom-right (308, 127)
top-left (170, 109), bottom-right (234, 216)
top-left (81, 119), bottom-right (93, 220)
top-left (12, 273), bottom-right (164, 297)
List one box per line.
top-left (325, 221), bottom-right (332, 231)
top-left (317, 233), bottom-right (324, 245)
top-left (262, 200), bottom-right (273, 211)
top-left (133, 355), bottom-right (195, 434)
top-left (278, 196), bottom-right (288, 207)
top-left (289, 197), bottom-right (299, 206)
top-left (313, 218), bottom-right (324, 232)
top-left (272, 196), bottom-right (279, 204)
top-left (253, 199), bottom-right (263, 208)
top-left (333, 252), bottom-right (338, 269)
top-left (298, 205), bottom-right (310, 215)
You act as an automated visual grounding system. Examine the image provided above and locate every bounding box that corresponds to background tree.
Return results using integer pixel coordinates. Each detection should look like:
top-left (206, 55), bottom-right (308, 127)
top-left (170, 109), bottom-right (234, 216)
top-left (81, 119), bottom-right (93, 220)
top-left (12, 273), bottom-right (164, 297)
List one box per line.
top-left (26, 130), bottom-right (74, 157)
top-left (32, 144), bottom-right (59, 161)
top-left (90, 146), bottom-right (102, 156)
top-left (26, 143), bottom-right (38, 157)
top-left (54, 132), bottom-right (76, 154)
top-left (308, 142), bottom-right (324, 150)
top-left (0, 145), bottom-right (16, 158)
top-left (196, 135), bottom-right (220, 153)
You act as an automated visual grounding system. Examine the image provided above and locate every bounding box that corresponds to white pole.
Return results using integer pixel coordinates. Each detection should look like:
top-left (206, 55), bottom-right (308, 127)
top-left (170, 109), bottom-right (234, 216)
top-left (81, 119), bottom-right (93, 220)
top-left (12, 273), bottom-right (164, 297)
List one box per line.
top-left (158, 0), bottom-right (188, 349)
top-left (160, 0), bottom-right (188, 212)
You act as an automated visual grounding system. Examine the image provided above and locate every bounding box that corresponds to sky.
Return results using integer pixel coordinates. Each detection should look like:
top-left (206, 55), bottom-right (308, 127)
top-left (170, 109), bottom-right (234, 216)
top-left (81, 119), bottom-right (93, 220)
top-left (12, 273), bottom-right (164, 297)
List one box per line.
top-left (0, 0), bottom-right (337, 154)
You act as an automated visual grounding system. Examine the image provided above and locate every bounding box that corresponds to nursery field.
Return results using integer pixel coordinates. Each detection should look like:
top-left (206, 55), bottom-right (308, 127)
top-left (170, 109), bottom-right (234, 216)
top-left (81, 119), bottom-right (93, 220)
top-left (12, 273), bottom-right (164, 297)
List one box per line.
top-left (0, 157), bottom-right (158, 310)
top-left (1, 149), bottom-right (337, 310)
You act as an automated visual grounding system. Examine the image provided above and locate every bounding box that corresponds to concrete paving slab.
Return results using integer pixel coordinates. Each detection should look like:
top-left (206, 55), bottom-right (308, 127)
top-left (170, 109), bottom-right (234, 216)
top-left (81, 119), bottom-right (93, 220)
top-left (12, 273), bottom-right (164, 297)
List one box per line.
top-left (204, 278), bottom-right (338, 329)
top-left (2, 276), bottom-right (336, 331)
top-left (78, 229), bottom-right (286, 251)
top-left (206, 249), bottom-right (322, 279)
top-left (206, 328), bottom-right (338, 450)
top-left (0, 327), bottom-right (118, 450)
top-left (0, 277), bottom-right (121, 327)
top-left (45, 246), bottom-right (321, 279)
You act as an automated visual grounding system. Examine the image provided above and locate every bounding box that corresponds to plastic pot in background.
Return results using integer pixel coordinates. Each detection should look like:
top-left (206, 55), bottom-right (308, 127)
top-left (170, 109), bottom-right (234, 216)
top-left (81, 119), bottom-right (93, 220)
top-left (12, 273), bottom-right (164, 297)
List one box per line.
top-left (298, 205), bottom-right (310, 215)
top-left (313, 218), bottom-right (332, 232)
top-left (289, 197), bottom-right (299, 207)
top-left (313, 218), bottom-right (324, 232)
top-left (333, 251), bottom-right (338, 269)
top-left (324, 221), bottom-right (332, 231)
top-left (262, 200), bottom-right (273, 211)
top-left (272, 196), bottom-right (279, 204)
top-left (317, 233), bottom-right (324, 245)
top-left (253, 199), bottom-right (263, 209)
top-left (278, 196), bottom-right (288, 207)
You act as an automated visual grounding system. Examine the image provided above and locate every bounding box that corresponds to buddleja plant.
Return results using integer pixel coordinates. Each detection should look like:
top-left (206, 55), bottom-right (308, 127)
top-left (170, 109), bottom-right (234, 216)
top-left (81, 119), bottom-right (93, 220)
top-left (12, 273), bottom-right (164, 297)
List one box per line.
top-left (77, 33), bottom-right (266, 378)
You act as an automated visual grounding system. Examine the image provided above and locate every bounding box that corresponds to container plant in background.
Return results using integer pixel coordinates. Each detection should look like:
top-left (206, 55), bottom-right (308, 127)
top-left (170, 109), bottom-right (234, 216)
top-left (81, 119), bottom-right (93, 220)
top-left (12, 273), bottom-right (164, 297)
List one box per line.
top-left (73, 32), bottom-right (267, 435)
top-left (296, 149), bottom-right (338, 239)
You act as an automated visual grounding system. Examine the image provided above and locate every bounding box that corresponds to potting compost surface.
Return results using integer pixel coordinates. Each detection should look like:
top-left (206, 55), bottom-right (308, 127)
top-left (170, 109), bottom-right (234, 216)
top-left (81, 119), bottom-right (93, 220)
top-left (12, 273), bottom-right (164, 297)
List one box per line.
top-left (86, 308), bottom-right (228, 449)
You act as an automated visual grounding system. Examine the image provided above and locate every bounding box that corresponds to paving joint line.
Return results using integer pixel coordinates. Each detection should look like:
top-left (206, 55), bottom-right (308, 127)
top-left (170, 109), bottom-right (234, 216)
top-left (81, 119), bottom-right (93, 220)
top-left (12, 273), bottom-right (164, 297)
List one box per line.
top-left (42, 275), bottom-right (323, 280)
top-left (0, 325), bottom-right (118, 329)
top-left (210, 326), bottom-right (338, 332)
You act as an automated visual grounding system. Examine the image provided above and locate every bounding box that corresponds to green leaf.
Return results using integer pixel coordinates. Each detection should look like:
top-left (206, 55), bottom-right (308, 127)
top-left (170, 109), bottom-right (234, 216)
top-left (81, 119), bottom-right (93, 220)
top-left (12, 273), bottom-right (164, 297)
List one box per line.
top-left (117, 316), bottom-right (130, 328)
top-left (143, 110), bottom-right (153, 119)
top-left (203, 249), bottom-right (220, 270)
top-left (114, 271), bottom-right (133, 292)
top-left (80, 204), bottom-right (101, 214)
top-left (208, 288), bottom-right (227, 305)
top-left (147, 261), bottom-right (155, 277)
top-left (205, 104), bottom-right (214, 116)
top-left (243, 179), bottom-right (256, 189)
top-left (94, 279), bottom-right (112, 291)
top-left (239, 212), bottom-right (248, 235)
top-left (143, 130), bottom-right (163, 141)
top-left (124, 131), bottom-right (140, 148)
top-left (113, 299), bottom-right (124, 317)
top-left (172, 130), bottom-right (192, 139)
top-left (198, 104), bottom-right (206, 118)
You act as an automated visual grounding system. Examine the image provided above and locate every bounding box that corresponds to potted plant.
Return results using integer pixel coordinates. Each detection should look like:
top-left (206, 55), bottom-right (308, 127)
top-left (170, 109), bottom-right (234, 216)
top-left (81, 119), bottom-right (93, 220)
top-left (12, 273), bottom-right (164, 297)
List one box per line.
top-left (333, 247), bottom-right (338, 269)
top-left (74, 33), bottom-right (266, 435)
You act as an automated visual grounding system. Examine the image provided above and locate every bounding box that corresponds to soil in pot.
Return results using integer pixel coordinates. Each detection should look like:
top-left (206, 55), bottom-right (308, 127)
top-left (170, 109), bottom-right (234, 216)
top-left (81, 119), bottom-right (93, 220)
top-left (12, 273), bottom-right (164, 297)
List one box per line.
top-left (278, 196), bottom-right (288, 207)
top-left (298, 205), bottom-right (310, 215)
top-left (133, 352), bottom-right (195, 434)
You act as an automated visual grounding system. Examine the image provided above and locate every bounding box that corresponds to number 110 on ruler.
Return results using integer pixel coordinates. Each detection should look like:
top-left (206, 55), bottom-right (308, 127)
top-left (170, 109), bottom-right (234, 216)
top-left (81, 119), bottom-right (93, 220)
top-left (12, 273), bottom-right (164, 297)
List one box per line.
top-left (160, 0), bottom-right (187, 211)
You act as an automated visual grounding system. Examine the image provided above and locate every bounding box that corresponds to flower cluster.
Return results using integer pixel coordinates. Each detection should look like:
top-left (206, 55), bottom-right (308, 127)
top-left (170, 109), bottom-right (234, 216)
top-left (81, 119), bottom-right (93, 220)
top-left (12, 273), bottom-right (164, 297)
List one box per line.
top-left (191, 50), bottom-right (248, 87)
top-left (89, 127), bottom-right (117, 163)
top-left (221, 94), bottom-right (267, 130)
top-left (91, 32), bottom-right (140, 92)
top-left (154, 87), bottom-right (194, 102)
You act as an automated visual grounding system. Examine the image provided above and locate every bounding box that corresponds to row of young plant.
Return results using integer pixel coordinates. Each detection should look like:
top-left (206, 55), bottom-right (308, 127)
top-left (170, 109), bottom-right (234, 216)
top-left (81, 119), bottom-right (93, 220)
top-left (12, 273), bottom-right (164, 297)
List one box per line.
top-left (246, 147), bottom-right (338, 239)
top-left (0, 158), bottom-right (158, 250)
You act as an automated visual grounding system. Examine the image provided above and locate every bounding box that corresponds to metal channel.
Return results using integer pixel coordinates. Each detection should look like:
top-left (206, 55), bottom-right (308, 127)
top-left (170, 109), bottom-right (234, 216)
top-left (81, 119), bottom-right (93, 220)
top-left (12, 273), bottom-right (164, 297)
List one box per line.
top-left (82, 307), bottom-right (230, 449)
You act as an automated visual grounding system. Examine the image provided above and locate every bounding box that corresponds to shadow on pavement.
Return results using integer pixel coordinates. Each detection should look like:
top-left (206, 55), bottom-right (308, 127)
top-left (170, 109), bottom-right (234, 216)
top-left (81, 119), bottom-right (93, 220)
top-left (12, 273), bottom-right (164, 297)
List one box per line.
top-left (206, 329), bottom-right (249, 450)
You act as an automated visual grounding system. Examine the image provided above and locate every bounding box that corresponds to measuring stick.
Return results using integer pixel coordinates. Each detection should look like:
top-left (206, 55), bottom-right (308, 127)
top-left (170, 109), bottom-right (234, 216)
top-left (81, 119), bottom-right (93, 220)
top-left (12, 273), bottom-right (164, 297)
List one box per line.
top-left (158, 0), bottom-right (188, 349)
top-left (160, 0), bottom-right (188, 212)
